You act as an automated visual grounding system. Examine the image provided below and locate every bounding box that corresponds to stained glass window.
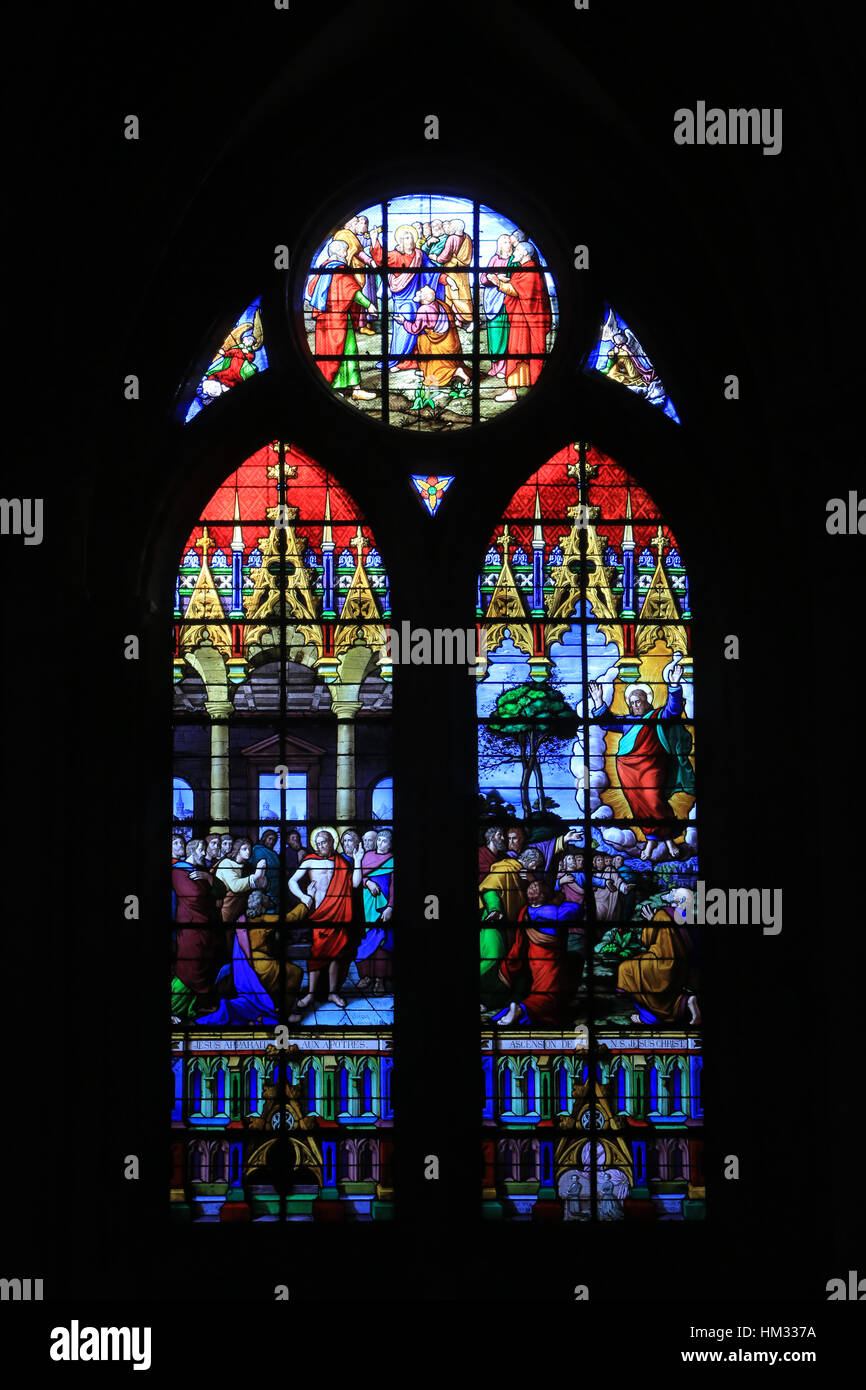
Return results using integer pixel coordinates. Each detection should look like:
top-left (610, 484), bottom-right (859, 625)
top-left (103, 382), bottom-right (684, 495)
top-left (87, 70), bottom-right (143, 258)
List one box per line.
top-left (477, 442), bottom-right (701, 1221)
top-left (585, 305), bottom-right (680, 422)
top-left (184, 298), bottom-right (268, 423)
top-left (303, 194), bottom-right (557, 432)
top-left (171, 441), bottom-right (394, 1221)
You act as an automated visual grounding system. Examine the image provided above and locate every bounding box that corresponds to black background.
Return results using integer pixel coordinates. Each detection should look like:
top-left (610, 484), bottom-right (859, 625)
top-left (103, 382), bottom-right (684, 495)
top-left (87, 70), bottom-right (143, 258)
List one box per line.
top-left (2, 0), bottom-right (863, 1355)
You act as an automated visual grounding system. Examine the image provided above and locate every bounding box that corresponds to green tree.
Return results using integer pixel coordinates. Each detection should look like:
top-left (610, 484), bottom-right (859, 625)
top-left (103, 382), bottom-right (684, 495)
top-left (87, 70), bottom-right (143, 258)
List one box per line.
top-left (483, 684), bottom-right (579, 821)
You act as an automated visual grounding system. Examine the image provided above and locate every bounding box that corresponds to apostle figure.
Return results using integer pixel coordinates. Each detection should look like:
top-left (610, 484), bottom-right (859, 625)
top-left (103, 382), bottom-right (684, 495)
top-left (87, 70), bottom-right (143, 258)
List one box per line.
top-left (588, 653), bottom-right (694, 860)
top-left (480, 232), bottom-right (514, 376)
top-left (252, 828), bottom-right (281, 902)
top-left (195, 890), bottom-right (310, 1027)
top-left (288, 827), bottom-right (363, 1010)
top-left (369, 224), bottom-right (441, 367)
top-left (215, 837), bottom-right (269, 928)
top-left (479, 849), bottom-right (527, 924)
top-left (394, 286), bottom-right (472, 394)
top-left (421, 217), bottom-right (448, 258)
top-left (305, 237), bottom-right (376, 400)
top-left (484, 240), bottom-right (552, 402)
top-left (286, 829), bottom-right (304, 871)
top-left (356, 828), bottom-right (394, 995)
top-left (425, 217), bottom-right (474, 324)
top-left (491, 879), bottom-right (581, 1027)
top-left (479, 825), bottom-right (506, 880)
top-left (616, 887), bottom-right (699, 1025)
top-left (351, 214), bottom-right (379, 334)
top-left (171, 838), bottom-right (227, 1023)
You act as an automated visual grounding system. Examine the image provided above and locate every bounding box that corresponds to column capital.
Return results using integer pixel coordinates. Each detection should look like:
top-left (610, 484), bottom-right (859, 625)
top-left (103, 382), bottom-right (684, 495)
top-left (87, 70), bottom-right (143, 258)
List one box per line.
top-left (205, 700), bottom-right (234, 719)
top-left (331, 699), bottom-right (362, 720)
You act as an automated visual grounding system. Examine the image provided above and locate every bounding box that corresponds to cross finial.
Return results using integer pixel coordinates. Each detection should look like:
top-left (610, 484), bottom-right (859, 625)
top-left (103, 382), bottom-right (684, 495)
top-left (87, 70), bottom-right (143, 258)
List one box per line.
top-left (650, 524), bottom-right (666, 561)
top-left (493, 522), bottom-right (511, 557)
top-left (194, 527), bottom-right (215, 563)
top-left (266, 461), bottom-right (299, 484)
top-left (350, 524), bottom-right (367, 567)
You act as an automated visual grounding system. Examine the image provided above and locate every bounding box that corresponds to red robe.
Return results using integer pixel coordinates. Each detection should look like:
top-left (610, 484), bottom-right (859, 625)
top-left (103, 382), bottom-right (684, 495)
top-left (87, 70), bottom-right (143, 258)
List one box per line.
top-left (207, 345), bottom-right (255, 388)
top-left (498, 911), bottom-right (567, 1026)
top-left (307, 269), bottom-right (364, 382)
top-left (303, 852), bottom-right (357, 972)
top-left (172, 865), bottom-right (225, 993)
top-left (502, 258), bottom-right (552, 385)
top-left (478, 844), bottom-right (498, 880)
top-left (617, 718), bottom-right (676, 837)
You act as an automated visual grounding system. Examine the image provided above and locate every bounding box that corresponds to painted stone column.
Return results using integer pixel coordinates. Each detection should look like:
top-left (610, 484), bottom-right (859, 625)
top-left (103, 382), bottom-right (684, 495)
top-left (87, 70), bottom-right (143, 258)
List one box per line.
top-left (205, 699), bottom-right (233, 832)
top-left (331, 698), bottom-right (362, 827)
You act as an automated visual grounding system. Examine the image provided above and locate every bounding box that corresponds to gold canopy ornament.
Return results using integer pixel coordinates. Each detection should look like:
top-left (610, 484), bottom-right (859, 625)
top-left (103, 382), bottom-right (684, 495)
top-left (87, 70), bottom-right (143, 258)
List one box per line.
top-left (180, 527), bottom-right (232, 658)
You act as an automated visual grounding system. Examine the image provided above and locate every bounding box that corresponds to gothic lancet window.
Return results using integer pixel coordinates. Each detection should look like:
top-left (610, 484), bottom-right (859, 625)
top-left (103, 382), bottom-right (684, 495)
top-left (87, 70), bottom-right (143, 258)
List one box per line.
top-left (477, 442), bottom-right (701, 1221)
top-left (170, 441), bottom-right (394, 1222)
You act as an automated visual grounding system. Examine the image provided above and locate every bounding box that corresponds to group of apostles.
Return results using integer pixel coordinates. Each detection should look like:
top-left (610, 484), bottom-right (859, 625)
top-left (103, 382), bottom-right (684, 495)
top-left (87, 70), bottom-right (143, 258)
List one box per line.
top-left (305, 211), bottom-right (552, 403)
top-left (478, 822), bottom-right (700, 1032)
top-left (171, 825), bottom-right (393, 1027)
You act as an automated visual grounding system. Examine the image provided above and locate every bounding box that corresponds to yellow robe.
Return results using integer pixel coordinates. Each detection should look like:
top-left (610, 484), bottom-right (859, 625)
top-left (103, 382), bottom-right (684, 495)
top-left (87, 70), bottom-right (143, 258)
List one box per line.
top-left (479, 857), bottom-right (526, 922)
top-left (243, 906), bottom-right (307, 1002)
top-left (616, 913), bottom-right (690, 1023)
top-left (441, 233), bottom-right (473, 322)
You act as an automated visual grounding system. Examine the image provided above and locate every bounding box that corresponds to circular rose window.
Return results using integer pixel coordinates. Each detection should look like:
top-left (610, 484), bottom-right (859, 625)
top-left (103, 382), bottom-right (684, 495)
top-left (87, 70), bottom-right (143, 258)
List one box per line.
top-left (302, 193), bottom-right (558, 433)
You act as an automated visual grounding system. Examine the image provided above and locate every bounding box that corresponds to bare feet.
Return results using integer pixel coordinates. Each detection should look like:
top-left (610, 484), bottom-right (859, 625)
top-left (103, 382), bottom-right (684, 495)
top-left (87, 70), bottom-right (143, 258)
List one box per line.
top-left (494, 389), bottom-right (517, 402)
top-left (328, 992), bottom-right (347, 1008)
top-left (686, 994), bottom-right (701, 1025)
top-left (498, 1001), bottom-right (520, 1025)
top-left (288, 1013), bottom-right (302, 1024)
top-left (630, 1012), bottom-right (643, 1024)
top-left (372, 980), bottom-right (385, 996)
top-left (297, 993), bottom-right (314, 1009)
top-left (357, 976), bottom-right (373, 990)
top-left (352, 388), bottom-right (375, 400)
top-left (640, 840), bottom-right (655, 861)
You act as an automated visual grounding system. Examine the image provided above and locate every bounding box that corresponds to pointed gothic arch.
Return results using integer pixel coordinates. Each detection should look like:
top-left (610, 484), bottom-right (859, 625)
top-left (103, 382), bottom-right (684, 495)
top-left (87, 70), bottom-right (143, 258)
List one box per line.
top-left (170, 442), bottom-right (395, 1222)
top-left (477, 440), bottom-right (702, 1222)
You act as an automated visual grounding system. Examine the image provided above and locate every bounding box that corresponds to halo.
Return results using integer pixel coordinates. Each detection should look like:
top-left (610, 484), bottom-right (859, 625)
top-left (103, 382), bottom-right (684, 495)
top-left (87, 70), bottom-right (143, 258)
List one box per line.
top-left (624, 683), bottom-right (653, 705)
top-left (393, 223), bottom-right (418, 247)
top-left (308, 825), bottom-right (340, 855)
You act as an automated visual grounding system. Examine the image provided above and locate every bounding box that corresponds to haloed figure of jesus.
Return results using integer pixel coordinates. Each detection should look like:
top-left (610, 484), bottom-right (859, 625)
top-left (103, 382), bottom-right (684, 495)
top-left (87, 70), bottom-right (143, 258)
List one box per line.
top-left (289, 829), bottom-right (363, 1009)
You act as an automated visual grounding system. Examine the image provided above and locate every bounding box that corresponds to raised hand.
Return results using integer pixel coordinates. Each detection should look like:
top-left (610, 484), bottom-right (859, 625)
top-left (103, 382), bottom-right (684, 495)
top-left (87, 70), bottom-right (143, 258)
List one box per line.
top-left (588, 680), bottom-right (603, 708)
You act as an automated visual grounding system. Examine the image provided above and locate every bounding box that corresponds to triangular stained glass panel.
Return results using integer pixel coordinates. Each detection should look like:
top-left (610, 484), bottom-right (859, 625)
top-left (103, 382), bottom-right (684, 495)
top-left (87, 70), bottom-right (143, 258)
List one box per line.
top-left (184, 298), bottom-right (269, 423)
top-left (585, 304), bottom-right (680, 423)
top-left (411, 474), bottom-right (454, 516)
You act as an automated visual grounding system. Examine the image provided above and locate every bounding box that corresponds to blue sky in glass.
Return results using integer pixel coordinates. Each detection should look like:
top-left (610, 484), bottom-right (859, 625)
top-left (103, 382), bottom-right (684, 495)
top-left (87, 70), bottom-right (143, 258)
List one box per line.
top-left (372, 776), bottom-right (393, 821)
top-left (259, 772), bottom-right (307, 826)
top-left (184, 298), bottom-right (269, 423)
top-left (585, 304), bottom-right (680, 423)
top-left (173, 777), bottom-right (194, 821)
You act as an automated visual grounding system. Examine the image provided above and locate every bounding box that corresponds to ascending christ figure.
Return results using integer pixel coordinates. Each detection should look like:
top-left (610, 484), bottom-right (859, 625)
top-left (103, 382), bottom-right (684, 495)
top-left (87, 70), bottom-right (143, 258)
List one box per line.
top-left (289, 829), bottom-right (363, 1009)
top-left (588, 654), bottom-right (694, 861)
